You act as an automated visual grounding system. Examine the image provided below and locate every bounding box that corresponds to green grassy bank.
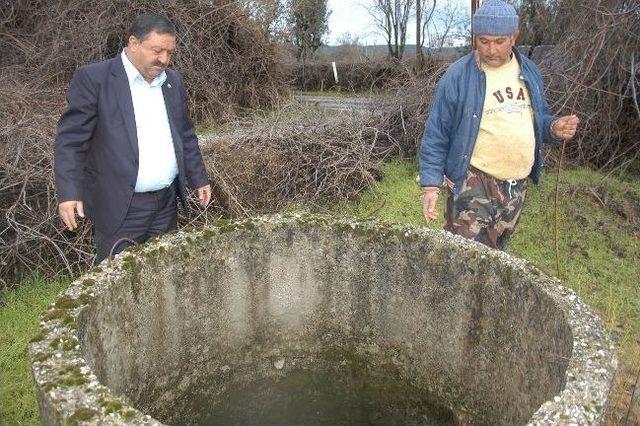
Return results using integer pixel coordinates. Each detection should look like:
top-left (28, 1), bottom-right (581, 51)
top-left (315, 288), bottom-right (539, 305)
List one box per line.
top-left (1, 277), bottom-right (68, 424)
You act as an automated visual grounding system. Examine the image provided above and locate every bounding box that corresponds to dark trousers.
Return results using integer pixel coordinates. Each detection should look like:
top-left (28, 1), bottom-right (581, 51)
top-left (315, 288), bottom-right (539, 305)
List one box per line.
top-left (94, 182), bottom-right (178, 264)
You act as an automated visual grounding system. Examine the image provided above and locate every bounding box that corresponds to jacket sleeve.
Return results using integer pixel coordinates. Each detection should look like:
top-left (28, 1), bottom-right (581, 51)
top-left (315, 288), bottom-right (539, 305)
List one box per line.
top-left (418, 71), bottom-right (457, 188)
top-left (541, 95), bottom-right (559, 145)
top-left (54, 67), bottom-right (97, 202)
top-left (177, 75), bottom-right (209, 189)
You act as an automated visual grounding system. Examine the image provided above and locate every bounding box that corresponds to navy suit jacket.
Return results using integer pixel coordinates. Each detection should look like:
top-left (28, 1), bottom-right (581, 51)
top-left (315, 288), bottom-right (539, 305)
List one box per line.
top-left (55, 55), bottom-right (209, 235)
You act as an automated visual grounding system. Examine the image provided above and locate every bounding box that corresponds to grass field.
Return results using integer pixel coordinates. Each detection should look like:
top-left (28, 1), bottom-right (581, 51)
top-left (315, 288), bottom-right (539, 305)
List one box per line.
top-left (0, 277), bottom-right (68, 425)
top-left (1, 161), bottom-right (638, 424)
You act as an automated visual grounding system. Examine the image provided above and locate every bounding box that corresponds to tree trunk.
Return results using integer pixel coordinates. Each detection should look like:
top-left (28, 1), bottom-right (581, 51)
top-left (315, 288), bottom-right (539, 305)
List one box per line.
top-left (471, 0), bottom-right (480, 49)
top-left (416, 0), bottom-right (422, 73)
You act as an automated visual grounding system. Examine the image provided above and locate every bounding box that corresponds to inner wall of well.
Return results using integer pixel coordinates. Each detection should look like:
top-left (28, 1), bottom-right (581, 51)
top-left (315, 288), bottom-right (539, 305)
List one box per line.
top-left (80, 224), bottom-right (573, 425)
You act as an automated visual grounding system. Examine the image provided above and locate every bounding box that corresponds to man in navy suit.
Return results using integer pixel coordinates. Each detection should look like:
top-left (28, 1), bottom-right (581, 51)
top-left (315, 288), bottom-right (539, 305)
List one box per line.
top-left (55, 13), bottom-right (211, 264)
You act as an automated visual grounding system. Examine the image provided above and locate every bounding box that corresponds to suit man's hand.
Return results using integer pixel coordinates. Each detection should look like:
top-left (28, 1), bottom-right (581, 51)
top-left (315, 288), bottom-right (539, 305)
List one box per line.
top-left (422, 187), bottom-right (440, 223)
top-left (59, 200), bottom-right (85, 231)
top-left (552, 115), bottom-right (580, 141)
top-left (197, 184), bottom-right (212, 208)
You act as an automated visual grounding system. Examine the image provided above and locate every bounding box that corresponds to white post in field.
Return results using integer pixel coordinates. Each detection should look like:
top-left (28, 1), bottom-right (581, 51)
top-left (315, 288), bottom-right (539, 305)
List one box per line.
top-left (332, 62), bottom-right (339, 84)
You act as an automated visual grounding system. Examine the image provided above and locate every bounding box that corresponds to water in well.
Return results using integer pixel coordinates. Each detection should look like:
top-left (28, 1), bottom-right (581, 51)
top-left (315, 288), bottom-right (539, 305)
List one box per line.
top-left (185, 364), bottom-right (458, 426)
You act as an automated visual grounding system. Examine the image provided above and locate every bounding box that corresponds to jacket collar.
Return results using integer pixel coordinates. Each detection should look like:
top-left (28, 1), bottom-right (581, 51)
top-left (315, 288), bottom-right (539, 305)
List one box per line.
top-left (110, 55), bottom-right (138, 158)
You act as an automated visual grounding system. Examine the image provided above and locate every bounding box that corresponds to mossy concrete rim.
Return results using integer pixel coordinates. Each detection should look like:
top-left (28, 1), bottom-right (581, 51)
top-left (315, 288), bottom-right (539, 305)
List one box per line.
top-left (29, 214), bottom-right (617, 425)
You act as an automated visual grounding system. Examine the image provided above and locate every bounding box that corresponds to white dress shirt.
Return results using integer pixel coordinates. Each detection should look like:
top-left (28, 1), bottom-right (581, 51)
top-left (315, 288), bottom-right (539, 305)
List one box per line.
top-left (121, 51), bottom-right (178, 192)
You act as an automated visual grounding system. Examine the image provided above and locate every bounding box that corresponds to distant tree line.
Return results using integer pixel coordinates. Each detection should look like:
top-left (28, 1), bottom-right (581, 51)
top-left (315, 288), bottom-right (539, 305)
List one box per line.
top-left (240, 0), bottom-right (602, 64)
top-left (239, 0), bottom-right (330, 60)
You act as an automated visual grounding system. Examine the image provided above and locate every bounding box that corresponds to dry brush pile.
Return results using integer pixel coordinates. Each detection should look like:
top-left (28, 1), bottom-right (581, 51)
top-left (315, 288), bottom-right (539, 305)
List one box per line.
top-left (0, 97), bottom-right (393, 283)
top-left (0, 0), bottom-right (284, 284)
top-left (0, 0), bottom-right (287, 121)
top-left (374, 62), bottom-right (450, 158)
top-left (200, 109), bottom-right (394, 218)
top-left (541, 0), bottom-right (640, 172)
top-left (374, 0), bottom-right (640, 172)
top-left (0, 83), bottom-right (81, 282)
top-left (290, 60), bottom-right (415, 92)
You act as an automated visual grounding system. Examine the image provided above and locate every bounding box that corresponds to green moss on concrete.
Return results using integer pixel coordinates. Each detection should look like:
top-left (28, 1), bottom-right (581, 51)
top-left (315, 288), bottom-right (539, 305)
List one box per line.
top-left (29, 331), bottom-right (46, 343)
top-left (51, 293), bottom-right (93, 311)
top-left (54, 295), bottom-right (79, 310)
top-left (81, 279), bottom-right (96, 288)
top-left (98, 398), bottom-right (123, 414)
top-left (122, 409), bottom-right (137, 421)
top-left (61, 337), bottom-right (79, 351)
top-left (57, 373), bottom-right (88, 387)
top-left (196, 219), bottom-right (260, 243)
top-left (54, 365), bottom-right (88, 387)
top-left (32, 352), bottom-right (53, 363)
top-left (43, 308), bottom-right (66, 321)
top-left (77, 293), bottom-right (94, 305)
top-left (120, 255), bottom-right (138, 272)
top-left (213, 219), bottom-right (257, 234)
top-left (67, 407), bottom-right (98, 424)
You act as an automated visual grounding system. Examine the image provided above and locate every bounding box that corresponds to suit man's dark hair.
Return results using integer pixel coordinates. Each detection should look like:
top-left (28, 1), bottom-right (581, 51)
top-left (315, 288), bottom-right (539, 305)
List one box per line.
top-left (128, 13), bottom-right (176, 41)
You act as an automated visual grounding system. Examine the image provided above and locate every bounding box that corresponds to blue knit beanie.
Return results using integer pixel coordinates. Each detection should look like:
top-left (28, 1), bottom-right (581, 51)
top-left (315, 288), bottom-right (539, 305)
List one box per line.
top-left (473, 0), bottom-right (519, 36)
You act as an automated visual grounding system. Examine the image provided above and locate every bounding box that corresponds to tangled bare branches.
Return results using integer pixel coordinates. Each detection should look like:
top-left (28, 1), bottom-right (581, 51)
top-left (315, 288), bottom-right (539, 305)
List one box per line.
top-left (374, 62), bottom-right (450, 157)
top-left (291, 60), bottom-right (415, 92)
top-left (201, 109), bottom-right (393, 218)
top-left (541, 0), bottom-right (640, 173)
top-left (0, 0), bottom-right (287, 121)
top-left (0, 81), bottom-right (89, 283)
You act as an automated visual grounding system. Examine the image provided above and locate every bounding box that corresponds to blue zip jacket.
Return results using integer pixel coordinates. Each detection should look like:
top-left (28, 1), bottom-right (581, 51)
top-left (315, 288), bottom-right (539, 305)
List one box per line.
top-left (418, 48), bottom-right (558, 194)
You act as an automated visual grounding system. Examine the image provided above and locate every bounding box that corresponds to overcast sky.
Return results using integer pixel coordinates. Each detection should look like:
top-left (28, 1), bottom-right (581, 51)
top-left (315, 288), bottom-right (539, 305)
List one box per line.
top-left (326, 0), bottom-right (469, 46)
top-left (326, 0), bottom-right (381, 45)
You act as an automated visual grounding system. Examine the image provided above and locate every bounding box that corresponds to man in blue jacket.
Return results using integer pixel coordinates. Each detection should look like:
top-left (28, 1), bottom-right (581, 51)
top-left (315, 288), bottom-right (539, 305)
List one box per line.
top-left (419, 0), bottom-right (579, 249)
top-left (55, 13), bottom-right (211, 263)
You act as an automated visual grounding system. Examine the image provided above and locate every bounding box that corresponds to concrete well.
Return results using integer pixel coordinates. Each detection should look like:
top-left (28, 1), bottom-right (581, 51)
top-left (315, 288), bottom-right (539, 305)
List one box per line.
top-left (30, 215), bottom-right (616, 425)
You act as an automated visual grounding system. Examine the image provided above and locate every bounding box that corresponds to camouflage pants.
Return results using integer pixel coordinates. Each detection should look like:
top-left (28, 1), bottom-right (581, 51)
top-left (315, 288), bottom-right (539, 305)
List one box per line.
top-left (445, 168), bottom-right (527, 250)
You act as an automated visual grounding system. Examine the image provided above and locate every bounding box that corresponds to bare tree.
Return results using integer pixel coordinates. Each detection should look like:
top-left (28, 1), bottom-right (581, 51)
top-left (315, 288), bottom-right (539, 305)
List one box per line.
top-left (419, 0), bottom-right (437, 47)
top-left (367, 0), bottom-right (415, 60)
top-left (416, 0), bottom-right (437, 71)
top-left (240, 0), bottom-right (289, 41)
top-left (514, 0), bottom-right (564, 45)
top-left (424, 1), bottom-right (469, 51)
top-left (416, 0), bottom-right (422, 71)
top-left (289, 0), bottom-right (330, 60)
top-left (335, 32), bottom-right (367, 61)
